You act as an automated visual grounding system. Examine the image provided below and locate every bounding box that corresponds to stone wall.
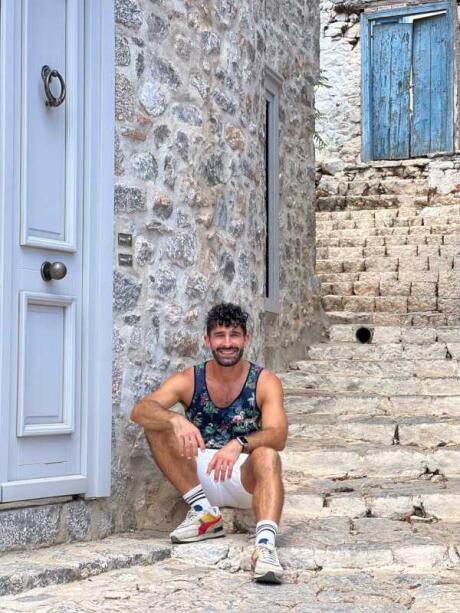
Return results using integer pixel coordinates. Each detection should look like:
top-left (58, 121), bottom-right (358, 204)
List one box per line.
top-left (0, 0), bottom-right (321, 551)
top-left (316, 0), bottom-right (460, 172)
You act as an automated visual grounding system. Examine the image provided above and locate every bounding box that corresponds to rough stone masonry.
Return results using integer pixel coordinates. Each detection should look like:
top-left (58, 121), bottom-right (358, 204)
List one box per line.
top-left (0, 0), bottom-right (322, 552)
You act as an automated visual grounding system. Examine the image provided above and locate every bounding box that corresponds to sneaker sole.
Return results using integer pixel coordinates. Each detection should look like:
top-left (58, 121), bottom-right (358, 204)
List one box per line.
top-left (170, 530), bottom-right (226, 544)
top-left (254, 570), bottom-right (283, 585)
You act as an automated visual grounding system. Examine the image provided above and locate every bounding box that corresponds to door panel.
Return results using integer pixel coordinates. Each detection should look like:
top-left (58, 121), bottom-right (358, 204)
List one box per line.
top-left (1, 0), bottom-right (85, 502)
top-left (412, 14), bottom-right (453, 156)
top-left (21, 0), bottom-right (81, 251)
top-left (372, 23), bottom-right (412, 160)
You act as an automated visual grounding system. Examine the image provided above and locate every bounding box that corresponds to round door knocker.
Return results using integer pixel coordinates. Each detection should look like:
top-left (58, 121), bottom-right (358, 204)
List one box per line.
top-left (41, 65), bottom-right (66, 107)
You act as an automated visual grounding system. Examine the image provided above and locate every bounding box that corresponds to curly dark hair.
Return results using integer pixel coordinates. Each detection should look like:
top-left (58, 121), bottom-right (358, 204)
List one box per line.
top-left (206, 303), bottom-right (249, 336)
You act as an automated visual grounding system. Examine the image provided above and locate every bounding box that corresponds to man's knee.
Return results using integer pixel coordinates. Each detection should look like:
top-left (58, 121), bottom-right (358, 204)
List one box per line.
top-left (144, 428), bottom-right (177, 453)
top-left (250, 446), bottom-right (282, 475)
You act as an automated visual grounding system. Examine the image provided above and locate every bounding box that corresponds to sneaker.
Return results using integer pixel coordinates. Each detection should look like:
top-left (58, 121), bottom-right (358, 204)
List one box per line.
top-left (170, 506), bottom-right (225, 544)
top-left (251, 544), bottom-right (283, 584)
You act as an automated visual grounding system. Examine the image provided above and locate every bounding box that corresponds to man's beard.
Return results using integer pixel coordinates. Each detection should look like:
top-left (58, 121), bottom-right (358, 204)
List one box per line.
top-left (211, 347), bottom-right (245, 367)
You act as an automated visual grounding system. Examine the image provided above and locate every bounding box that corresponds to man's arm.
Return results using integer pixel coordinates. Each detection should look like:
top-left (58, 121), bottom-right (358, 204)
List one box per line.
top-left (130, 370), bottom-right (205, 459)
top-left (245, 370), bottom-right (287, 452)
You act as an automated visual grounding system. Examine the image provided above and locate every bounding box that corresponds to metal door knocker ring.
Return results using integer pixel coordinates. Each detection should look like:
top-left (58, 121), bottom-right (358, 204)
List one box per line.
top-left (41, 65), bottom-right (66, 107)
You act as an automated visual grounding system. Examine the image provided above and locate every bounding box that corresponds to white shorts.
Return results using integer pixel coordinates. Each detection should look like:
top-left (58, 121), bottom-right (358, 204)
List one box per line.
top-left (196, 448), bottom-right (253, 509)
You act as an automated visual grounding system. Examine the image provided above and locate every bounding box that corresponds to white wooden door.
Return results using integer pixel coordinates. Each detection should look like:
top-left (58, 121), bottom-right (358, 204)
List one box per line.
top-left (0, 0), bottom-right (114, 502)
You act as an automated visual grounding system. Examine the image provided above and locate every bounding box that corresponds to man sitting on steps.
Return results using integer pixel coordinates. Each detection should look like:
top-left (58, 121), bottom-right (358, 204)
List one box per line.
top-left (131, 302), bottom-right (288, 584)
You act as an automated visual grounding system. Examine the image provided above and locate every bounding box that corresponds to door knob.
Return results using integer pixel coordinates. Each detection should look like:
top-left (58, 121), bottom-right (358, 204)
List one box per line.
top-left (41, 261), bottom-right (67, 281)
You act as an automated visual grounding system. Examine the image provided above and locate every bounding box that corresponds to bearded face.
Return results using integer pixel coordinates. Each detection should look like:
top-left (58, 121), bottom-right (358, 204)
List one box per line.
top-left (205, 325), bottom-right (248, 367)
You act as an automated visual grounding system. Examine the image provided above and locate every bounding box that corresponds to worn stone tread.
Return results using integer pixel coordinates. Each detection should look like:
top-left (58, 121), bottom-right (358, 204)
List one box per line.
top-left (279, 476), bottom-right (460, 522)
top-left (292, 358), bottom-right (459, 379)
top-left (3, 557), bottom-right (460, 612)
top-left (282, 439), bottom-right (460, 479)
top-left (280, 371), bottom-right (460, 395)
top-left (288, 413), bottom-right (460, 447)
top-left (0, 533), bottom-right (171, 597)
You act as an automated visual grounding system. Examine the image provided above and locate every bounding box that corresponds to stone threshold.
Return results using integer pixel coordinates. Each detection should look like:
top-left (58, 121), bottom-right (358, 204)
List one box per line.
top-left (0, 532), bottom-right (172, 598)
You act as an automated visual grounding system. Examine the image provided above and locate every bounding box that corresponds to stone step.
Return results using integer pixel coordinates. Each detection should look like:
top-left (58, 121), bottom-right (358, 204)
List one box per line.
top-left (293, 359), bottom-right (459, 379)
top-left (322, 295), bottom-right (445, 314)
top-left (284, 391), bottom-right (460, 418)
top-left (305, 342), bottom-right (452, 361)
top-left (317, 256), bottom-right (456, 275)
top-left (199, 517), bottom-right (460, 572)
top-left (316, 223), bottom-right (460, 240)
top-left (281, 476), bottom-right (460, 522)
top-left (288, 413), bottom-right (460, 448)
top-left (282, 438), bottom-right (460, 479)
top-left (317, 233), bottom-right (447, 248)
top-left (280, 371), bottom-right (460, 395)
top-left (317, 245), bottom-right (460, 261)
top-left (0, 533), bottom-right (172, 597)
top-left (327, 324), bottom-right (460, 344)
top-left (3, 550), bottom-right (460, 613)
top-left (325, 311), bottom-right (460, 327)
top-left (316, 194), bottom-right (421, 212)
top-left (318, 270), bottom-right (441, 285)
top-left (316, 202), bottom-right (460, 222)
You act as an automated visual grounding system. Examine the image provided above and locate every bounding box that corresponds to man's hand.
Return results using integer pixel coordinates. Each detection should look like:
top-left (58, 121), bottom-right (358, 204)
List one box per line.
top-left (206, 440), bottom-right (242, 482)
top-left (170, 413), bottom-right (205, 459)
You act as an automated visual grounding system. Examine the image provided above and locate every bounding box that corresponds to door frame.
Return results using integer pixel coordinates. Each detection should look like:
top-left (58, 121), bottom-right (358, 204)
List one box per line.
top-left (361, 1), bottom-right (455, 162)
top-left (0, 0), bottom-right (114, 500)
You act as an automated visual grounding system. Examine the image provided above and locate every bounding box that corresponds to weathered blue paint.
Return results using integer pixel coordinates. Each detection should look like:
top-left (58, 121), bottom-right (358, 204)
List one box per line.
top-left (371, 23), bottom-right (411, 160)
top-left (412, 13), bottom-right (454, 156)
top-left (361, 1), bottom-right (455, 162)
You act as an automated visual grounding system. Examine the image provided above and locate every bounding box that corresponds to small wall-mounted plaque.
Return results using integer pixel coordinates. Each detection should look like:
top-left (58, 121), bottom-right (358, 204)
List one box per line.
top-left (118, 233), bottom-right (132, 247)
top-left (118, 253), bottom-right (133, 267)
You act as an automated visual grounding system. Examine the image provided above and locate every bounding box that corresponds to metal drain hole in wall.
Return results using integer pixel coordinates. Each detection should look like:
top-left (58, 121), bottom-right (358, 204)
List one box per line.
top-left (355, 327), bottom-right (373, 344)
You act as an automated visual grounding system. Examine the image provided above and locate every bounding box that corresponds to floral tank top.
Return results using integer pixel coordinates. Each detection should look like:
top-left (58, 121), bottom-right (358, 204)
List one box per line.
top-left (187, 361), bottom-right (264, 449)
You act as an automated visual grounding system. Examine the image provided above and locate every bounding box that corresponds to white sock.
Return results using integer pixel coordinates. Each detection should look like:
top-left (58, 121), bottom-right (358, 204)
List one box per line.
top-left (183, 484), bottom-right (213, 512)
top-left (256, 520), bottom-right (278, 547)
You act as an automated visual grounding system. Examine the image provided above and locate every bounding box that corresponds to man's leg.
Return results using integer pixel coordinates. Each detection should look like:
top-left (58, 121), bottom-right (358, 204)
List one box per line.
top-left (144, 429), bottom-right (225, 543)
top-left (240, 446), bottom-right (284, 583)
top-left (144, 428), bottom-right (199, 495)
top-left (240, 446), bottom-right (284, 522)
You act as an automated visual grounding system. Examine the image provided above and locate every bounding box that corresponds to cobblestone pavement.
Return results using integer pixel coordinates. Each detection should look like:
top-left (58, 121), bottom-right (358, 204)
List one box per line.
top-left (2, 555), bottom-right (460, 613)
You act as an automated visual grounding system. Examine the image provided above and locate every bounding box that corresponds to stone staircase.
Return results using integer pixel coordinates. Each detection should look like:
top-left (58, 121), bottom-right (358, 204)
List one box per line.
top-left (3, 171), bottom-right (460, 609)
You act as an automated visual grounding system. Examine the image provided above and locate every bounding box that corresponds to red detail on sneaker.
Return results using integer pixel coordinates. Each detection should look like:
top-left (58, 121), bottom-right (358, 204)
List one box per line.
top-left (198, 516), bottom-right (221, 535)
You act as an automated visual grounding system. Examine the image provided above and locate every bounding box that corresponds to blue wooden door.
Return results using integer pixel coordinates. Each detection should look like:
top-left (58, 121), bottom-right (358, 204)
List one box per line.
top-left (366, 8), bottom-right (454, 160)
top-left (411, 13), bottom-right (454, 156)
top-left (372, 23), bottom-right (412, 160)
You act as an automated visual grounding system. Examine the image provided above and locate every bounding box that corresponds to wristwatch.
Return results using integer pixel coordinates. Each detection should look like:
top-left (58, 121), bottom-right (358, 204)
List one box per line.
top-left (236, 435), bottom-right (250, 453)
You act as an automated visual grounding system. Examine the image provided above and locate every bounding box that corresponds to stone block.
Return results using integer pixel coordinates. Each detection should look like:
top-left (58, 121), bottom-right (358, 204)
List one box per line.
top-left (418, 246), bottom-right (441, 257)
top-left (0, 505), bottom-right (61, 552)
top-left (322, 295), bottom-right (344, 311)
top-left (438, 271), bottom-right (460, 299)
top-left (386, 245), bottom-right (417, 258)
top-left (438, 298), bottom-right (460, 314)
top-left (398, 257), bottom-right (428, 271)
top-left (316, 260), bottom-right (343, 274)
top-left (343, 296), bottom-right (375, 312)
top-left (363, 246), bottom-right (385, 258)
top-left (375, 296), bottom-right (408, 313)
top-left (365, 257), bottom-right (398, 272)
top-left (342, 259), bottom-right (365, 273)
top-left (372, 327), bottom-right (402, 343)
top-left (330, 282), bottom-right (353, 296)
top-left (352, 280), bottom-right (379, 296)
top-left (429, 256), bottom-right (454, 272)
top-left (380, 280), bottom-right (410, 296)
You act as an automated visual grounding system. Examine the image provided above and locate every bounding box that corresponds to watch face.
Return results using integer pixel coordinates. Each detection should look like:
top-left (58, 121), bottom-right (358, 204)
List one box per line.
top-left (240, 436), bottom-right (248, 445)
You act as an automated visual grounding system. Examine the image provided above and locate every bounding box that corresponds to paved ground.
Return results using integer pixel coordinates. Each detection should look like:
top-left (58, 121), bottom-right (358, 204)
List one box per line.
top-left (2, 553), bottom-right (460, 612)
top-left (1, 531), bottom-right (460, 612)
